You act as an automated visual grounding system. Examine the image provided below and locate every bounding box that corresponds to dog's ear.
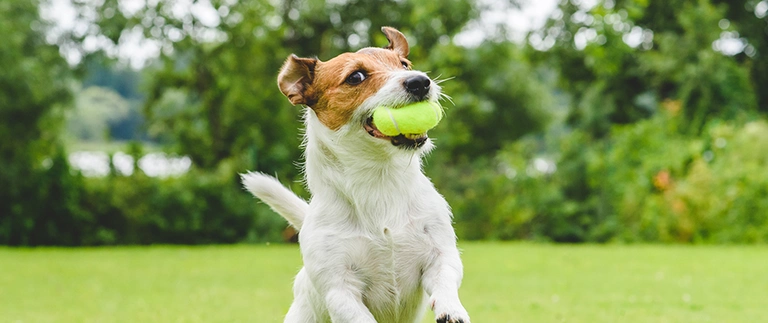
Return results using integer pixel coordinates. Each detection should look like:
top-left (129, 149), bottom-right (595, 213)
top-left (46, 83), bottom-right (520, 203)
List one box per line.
top-left (277, 54), bottom-right (318, 106)
top-left (381, 27), bottom-right (409, 58)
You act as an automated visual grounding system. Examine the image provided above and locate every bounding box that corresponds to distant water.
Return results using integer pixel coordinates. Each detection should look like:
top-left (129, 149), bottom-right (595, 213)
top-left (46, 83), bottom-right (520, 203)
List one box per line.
top-left (68, 151), bottom-right (192, 177)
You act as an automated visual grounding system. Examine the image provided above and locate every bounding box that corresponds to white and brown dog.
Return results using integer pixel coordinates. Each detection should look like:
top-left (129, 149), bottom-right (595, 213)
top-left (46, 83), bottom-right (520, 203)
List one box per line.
top-left (242, 27), bottom-right (469, 323)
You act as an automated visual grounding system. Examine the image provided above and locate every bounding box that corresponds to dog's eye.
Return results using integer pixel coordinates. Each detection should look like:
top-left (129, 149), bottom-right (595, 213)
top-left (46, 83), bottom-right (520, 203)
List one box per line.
top-left (345, 71), bottom-right (366, 85)
top-left (401, 61), bottom-right (410, 69)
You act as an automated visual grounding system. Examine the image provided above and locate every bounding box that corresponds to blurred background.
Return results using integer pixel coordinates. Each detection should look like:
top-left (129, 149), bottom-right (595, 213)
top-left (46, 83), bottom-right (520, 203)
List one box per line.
top-left (2, 0), bottom-right (767, 246)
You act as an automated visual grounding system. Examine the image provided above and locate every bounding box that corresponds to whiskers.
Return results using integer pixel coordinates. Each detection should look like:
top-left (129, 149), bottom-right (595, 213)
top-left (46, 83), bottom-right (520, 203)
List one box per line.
top-left (438, 92), bottom-right (455, 106)
top-left (432, 74), bottom-right (455, 85)
top-left (429, 73), bottom-right (456, 107)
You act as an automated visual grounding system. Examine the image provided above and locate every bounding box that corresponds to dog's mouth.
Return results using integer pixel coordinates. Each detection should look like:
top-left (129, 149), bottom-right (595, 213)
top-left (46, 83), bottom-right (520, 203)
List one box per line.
top-left (364, 116), bottom-right (428, 149)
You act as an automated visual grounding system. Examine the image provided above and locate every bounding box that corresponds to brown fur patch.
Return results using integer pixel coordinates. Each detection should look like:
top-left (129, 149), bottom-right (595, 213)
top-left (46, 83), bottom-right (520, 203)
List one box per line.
top-left (277, 55), bottom-right (318, 106)
top-left (307, 48), bottom-right (410, 130)
top-left (382, 26), bottom-right (410, 57)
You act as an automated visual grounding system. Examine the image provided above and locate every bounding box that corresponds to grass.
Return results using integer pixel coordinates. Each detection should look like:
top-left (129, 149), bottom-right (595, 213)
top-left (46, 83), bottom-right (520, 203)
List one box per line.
top-left (1, 243), bottom-right (767, 323)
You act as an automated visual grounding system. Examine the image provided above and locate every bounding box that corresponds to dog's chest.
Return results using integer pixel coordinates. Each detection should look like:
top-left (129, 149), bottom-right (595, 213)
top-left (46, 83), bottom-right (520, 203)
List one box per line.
top-left (357, 218), bottom-right (433, 317)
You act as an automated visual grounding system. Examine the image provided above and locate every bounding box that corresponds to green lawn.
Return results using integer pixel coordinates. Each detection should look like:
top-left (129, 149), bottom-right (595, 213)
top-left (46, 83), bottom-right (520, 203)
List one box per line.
top-left (1, 243), bottom-right (766, 322)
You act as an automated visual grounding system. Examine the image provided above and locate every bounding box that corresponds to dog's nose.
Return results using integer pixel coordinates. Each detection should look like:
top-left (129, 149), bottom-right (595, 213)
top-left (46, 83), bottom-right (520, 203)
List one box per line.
top-left (404, 75), bottom-right (431, 98)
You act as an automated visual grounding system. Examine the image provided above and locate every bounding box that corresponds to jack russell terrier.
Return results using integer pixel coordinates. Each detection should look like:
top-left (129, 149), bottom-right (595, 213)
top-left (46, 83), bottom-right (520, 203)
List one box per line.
top-left (242, 26), bottom-right (470, 323)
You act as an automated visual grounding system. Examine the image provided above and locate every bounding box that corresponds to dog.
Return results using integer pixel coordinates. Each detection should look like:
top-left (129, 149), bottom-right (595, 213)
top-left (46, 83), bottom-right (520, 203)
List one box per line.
top-left (241, 27), bottom-right (469, 323)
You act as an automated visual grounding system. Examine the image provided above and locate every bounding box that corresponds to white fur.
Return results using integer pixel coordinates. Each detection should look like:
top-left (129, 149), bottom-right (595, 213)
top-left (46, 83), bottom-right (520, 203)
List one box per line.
top-left (242, 69), bottom-right (469, 323)
top-left (241, 172), bottom-right (308, 230)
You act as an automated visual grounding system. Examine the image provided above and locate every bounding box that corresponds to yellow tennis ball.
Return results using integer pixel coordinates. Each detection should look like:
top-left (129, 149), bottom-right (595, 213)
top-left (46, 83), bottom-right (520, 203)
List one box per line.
top-left (372, 101), bottom-right (443, 136)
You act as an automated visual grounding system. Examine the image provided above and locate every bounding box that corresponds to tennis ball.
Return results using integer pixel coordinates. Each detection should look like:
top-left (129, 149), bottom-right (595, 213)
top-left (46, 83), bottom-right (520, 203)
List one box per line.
top-left (372, 101), bottom-right (443, 136)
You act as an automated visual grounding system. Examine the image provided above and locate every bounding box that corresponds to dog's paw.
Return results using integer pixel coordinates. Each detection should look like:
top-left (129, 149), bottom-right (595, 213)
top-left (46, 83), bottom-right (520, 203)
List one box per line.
top-left (431, 297), bottom-right (470, 323)
top-left (436, 312), bottom-right (470, 323)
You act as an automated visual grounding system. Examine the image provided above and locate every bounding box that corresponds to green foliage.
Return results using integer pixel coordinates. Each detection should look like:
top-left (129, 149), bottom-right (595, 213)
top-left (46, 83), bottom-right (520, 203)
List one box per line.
top-left (533, 0), bottom-right (757, 136)
top-left (646, 120), bottom-right (768, 243)
top-left (426, 41), bottom-right (554, 161)
top-left (7, 162), bottom-right (288, 246)
top-left (0, 0), bottom-right (78, 245)
top-left (439, 108), bottom-right (768, 243)
top-left (430, 0), bottom-right (764, 243)
top-left (76, 168), bottom-right (287, 245)
top-left (638, 0), bottom-right (768, 112)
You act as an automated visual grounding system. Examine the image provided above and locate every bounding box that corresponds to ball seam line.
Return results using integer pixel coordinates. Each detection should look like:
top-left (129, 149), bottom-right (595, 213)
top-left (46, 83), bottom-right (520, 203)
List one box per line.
top-left (387, 107), bottom-right (401, 134)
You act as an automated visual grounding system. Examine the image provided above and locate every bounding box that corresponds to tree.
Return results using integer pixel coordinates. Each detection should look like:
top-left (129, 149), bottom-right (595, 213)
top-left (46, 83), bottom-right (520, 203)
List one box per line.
top-left (509, 0), bottom-right (762, 242)
top-left (0, 0), bottom-right (82, 245)
top-left (532, 0), bottom-right (756, 136)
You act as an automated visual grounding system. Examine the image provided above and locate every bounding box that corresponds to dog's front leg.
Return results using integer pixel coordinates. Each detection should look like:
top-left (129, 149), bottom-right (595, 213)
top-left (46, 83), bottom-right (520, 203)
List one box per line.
top-left (422, 223), bottom-right (470, 323)
top-left (323, 284), bottom-right (377, 323)
top-left (303, 235), bottom-right (377, 323)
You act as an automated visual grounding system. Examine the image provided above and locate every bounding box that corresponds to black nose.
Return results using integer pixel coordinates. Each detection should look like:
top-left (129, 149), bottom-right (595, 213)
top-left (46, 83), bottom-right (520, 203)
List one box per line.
top-left (404, 75), bottom-right (431, 98)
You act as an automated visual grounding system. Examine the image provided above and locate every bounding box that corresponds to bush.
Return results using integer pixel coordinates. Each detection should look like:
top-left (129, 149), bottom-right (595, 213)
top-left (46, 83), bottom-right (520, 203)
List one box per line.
top-left (587, 113), bottom-right (768, 243)
top-left (432, 109), bottom-right (768, 244)
top-left (2, 154), bottom-right (289, 246)
top-left (651, 120), bottom-right (768, 243)
top-left (77, 164), bottom-right (289, 245)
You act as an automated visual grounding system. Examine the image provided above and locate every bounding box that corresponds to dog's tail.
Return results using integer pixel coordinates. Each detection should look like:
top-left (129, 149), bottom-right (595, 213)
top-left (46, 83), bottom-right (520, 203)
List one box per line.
top-left (240, 172), bottom-right (307, 230)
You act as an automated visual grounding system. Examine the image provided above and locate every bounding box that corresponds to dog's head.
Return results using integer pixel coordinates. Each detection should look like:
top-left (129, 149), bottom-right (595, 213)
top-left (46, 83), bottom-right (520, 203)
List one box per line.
top-left (277, 27), bottom-right (441, 152)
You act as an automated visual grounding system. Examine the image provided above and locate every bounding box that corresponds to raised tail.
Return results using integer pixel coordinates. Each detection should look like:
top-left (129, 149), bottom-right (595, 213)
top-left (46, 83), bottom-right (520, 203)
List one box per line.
top-left (240, 172), bottom-right (308, 230)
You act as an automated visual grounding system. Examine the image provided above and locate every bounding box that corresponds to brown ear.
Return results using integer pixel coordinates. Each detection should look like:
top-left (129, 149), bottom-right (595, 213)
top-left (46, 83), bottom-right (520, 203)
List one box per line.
top-left (381, 26), bottom-right (409, 58)
top-left (277, 54), bottom-right (318, 106)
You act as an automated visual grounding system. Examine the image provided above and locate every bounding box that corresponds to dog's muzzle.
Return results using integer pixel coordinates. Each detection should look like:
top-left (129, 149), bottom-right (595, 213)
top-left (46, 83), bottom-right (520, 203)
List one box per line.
top-left (365, 116), bottom-right (428, 149)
